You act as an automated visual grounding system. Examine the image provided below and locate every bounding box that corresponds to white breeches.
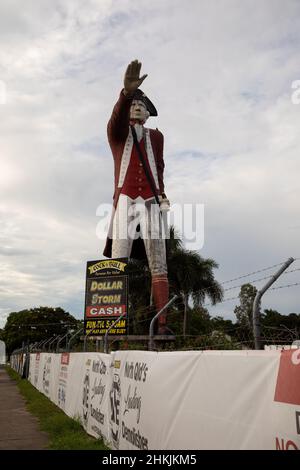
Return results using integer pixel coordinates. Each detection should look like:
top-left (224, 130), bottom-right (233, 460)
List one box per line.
top-left (111, 195), bottom-right (167, 276)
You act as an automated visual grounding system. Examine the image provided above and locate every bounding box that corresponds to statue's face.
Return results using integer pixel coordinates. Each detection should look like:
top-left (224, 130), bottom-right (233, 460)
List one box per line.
top-left (130, 100), bottom-right (149, 122)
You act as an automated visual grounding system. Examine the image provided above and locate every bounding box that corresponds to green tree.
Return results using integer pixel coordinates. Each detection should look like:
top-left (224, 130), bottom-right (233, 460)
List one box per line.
top-left (3, 306), bottom-right (79, 354)
top-left (126, 226), bottom-right (223, 336)
top-left (167, 227), bottom-right (223, 336)
top-left (234, 283), bottom-right (257, 328)
top-left (234, 283), bottom-right (257, 347)
top-left (261, 309), bottom-right (300, 344)
top-left (261, 309), bottom-right (283, 327)
top-left (211, 316), bottom-right (235, 332)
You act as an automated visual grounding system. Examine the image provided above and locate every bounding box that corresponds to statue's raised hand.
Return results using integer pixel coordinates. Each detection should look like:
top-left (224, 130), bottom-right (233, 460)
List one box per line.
top-left (123, 60), bottom-right (147, 95)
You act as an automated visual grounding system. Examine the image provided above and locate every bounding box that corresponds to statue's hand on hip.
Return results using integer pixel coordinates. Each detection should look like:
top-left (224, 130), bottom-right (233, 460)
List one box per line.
top-left (123, 60), bottom-right (147, 96)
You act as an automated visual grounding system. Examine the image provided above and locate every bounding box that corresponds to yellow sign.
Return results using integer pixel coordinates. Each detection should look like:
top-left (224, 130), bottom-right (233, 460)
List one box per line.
top-left (88, 260), bottom-right (127, 275)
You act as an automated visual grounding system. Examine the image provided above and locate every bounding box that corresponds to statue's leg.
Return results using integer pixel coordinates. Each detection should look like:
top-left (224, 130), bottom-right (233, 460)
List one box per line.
top-left (111, 195), bottom-right (134, 258)
top-left (142, 199), bottom-right (169, 333)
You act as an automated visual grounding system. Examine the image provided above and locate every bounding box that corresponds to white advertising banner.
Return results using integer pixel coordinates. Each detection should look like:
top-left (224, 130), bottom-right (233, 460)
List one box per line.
top-left (0, 340), bottom-right (6, 365)
top-left (28, 352), bottom-right (113, 444)
top-left (108, 350), bottom-right (157, 450)
top-left (79, 353), bottom-right (112, 442)
top-left (23, 349), bottom-right (300, 450)
top-left (11, 353), bottom-right (26, 376)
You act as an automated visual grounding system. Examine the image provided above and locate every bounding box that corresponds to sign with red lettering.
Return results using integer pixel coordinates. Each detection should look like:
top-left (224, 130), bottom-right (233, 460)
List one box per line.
top-left (274, 349), bottom-right (300, 405)
top-left (61, 352), bottom-right (70, 365)
top-left (84, 258), bottom-right (128, 336)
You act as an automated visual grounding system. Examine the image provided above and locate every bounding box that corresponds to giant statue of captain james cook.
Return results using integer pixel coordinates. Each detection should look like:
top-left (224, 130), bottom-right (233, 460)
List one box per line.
top-left (103, 60), bottom-right (170, 334)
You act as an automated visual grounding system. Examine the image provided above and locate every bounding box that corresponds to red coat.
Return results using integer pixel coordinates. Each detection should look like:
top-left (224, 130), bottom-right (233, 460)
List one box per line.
top-left (121, 139), bottom-right (156, 200)
top-left (103, 90), bottom-right (165, 258)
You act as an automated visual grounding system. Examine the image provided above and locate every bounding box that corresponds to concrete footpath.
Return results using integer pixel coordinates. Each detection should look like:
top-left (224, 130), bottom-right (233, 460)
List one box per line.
top-left (0, 366), bottom-right (48, 449)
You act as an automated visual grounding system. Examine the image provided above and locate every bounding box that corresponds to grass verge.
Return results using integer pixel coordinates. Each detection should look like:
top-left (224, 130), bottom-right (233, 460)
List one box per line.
top-left (6, 367), bottom-right (110, 450)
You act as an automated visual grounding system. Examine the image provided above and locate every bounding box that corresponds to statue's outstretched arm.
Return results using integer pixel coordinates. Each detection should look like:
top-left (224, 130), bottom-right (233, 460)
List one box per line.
top-left (123, 59), bottom-right (147, 96)
top-left (107, 60), bottom-right (147, 143)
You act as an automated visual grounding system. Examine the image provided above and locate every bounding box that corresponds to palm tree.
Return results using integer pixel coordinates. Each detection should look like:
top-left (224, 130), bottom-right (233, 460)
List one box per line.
top-left (167, 227), bottom-right (223, 336)
top-left (126, 258), bottom-right (152, 334)
top-left (127, 226), bottom-right (223, 336)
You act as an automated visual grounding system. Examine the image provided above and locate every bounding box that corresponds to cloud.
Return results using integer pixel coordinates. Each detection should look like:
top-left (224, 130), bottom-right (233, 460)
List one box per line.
top-left (1, 0), bottom-right (300, 327)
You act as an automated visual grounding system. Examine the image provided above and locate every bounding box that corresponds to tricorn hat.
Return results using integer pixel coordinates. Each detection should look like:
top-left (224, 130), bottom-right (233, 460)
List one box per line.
top-left (132, 89), bottom-right (158, 116)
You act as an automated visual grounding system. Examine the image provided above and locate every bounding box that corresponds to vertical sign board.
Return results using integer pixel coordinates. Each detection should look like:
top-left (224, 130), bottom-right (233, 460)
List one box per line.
top-left (84, 258), bottom-right (128, 336)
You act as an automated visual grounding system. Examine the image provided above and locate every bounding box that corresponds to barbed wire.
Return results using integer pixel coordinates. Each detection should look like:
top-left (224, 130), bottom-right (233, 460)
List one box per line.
top-left (11, 278), bottom-right (300, 327)
top-left (6, 280), bottom-right (299, 330)
top-left (269, 281), bottom-right (300, 290)
top-left (203, 295), bottom-right (240, 307)
top-left (130, 258), bottom-right (298, 286)
top-left (223, 274), bottom-right (274, 292)
top-left (168, 260), bottom-right (300, 299)
top-left (285, 267), bottom-right (300, 274)
top-left (5, 260), bottom-right (299, 351)
top-left (221, 267), bottom-right (300, 293)
top-left (177, 339), bottom-right (293, 351)
top-left (8, 322), bottom-right (80, 328)
top-left (12, 322), bottom-right (296, 354)
top-left (8, 260), bottom-right (297, 327)
top-left (204, 279), bottom-right (300, 307)
top-left (219, 260), bottom-right (291, 285)
top-left (129, 258), bottom-right (299, 298)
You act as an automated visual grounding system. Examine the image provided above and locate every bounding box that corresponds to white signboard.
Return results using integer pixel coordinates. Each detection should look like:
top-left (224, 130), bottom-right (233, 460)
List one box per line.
top-left (0, 340), bottom-right (6, 365)
top-left (20, 349), bottom-right (300, 450)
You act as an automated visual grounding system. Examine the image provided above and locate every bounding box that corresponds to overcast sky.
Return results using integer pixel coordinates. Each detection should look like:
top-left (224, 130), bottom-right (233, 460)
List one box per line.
top-left (1, 0), bottom-right (300, 328)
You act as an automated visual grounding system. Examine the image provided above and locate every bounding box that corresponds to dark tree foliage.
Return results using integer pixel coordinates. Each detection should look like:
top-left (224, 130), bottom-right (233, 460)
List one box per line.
top-left (126, 225), bottom-right (223, 336)
top-left (260, 309), bottom-right (300, 343)
top-left (234, 283), bottom-right (258, 328)
top-left (3, 306), bottom-right (79, 354)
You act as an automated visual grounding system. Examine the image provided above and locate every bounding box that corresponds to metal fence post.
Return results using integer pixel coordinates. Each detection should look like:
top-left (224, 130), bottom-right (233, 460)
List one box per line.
top-left (83, 324), bottom-right (102, 352)
top-left (56, 331), bottom-right (72, 352)
top-left (67, 328), bottom-right (83, 352)
top-left (253, 257), bottom-right (294, 350)
top-left (37, 339), bottom-right (47, 350)
top-left (42, 337), bottom-right (53, 351)
top-left (148, 295), bottom-right (178, 351)
top-left (104, 313), bottom-right (126, 354)
top-left (48, 335), bottom-right (59, 351)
